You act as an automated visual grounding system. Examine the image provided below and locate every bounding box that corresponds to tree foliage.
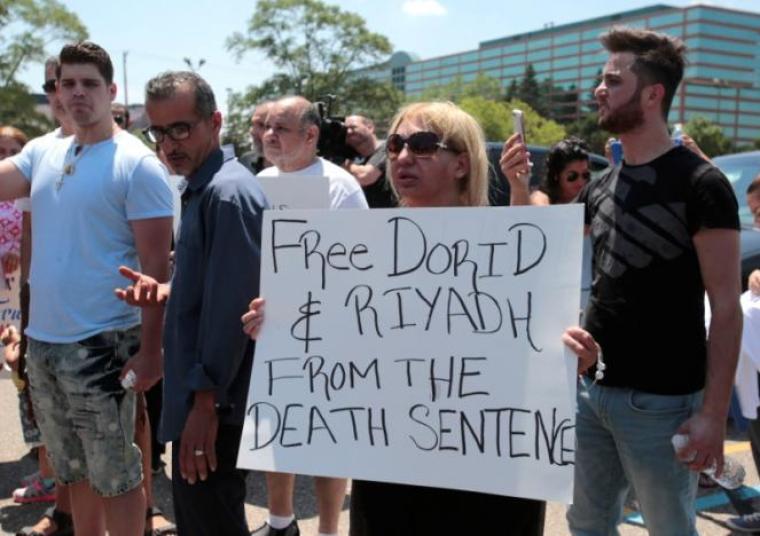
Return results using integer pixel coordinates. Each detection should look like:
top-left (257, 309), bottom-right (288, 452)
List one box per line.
top-left (224, 0), bottom-right (402, 150)
top-left (420, 74), bottom-right (502, 102)
top-left (506, 98), bottom-right (566, 146)
top-left (0, 0), bottom-right (87, 136)
top-left (685, 116), bottom-right (734, 157)
top-left (458, 96), bottom-right (512, 141)
top-left (566, 114), bottom-right (610, 155)
top-left (412, 74), bottom-right (566, 144)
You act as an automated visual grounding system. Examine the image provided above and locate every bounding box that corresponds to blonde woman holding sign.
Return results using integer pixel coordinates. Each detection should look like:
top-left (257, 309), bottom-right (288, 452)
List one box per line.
top-left (242, 101), bottom-right (550, 535)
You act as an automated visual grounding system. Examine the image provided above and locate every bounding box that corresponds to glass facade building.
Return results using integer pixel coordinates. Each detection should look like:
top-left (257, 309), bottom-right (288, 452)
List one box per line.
top-left (360, 4), bottom-right (760, 146)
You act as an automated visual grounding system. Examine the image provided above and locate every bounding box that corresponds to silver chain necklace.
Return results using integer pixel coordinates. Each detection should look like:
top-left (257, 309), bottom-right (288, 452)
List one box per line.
top-left (56, 141), bottom-right (92, 191)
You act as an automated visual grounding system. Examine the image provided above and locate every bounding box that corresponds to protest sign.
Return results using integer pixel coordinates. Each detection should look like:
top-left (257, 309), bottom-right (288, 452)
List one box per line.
top-left (0, 269), bottom-right (21, 332)
top-left (239, 205), bottom-right (583, 503)
top-left (258, 175), bottom-right (330, 210)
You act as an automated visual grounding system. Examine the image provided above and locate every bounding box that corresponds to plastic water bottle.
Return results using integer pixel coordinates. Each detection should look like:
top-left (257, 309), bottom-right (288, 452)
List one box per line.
top-left (672, 434), bottom-right (745, 489)
top-left (672, 123), bottom-right (684, 146)
top-left (610, 139), bottom-right (623, 165)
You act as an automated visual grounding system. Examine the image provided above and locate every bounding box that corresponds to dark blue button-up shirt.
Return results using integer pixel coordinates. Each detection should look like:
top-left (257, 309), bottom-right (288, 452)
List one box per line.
top-left (160, 148), bottom-right (268, 442)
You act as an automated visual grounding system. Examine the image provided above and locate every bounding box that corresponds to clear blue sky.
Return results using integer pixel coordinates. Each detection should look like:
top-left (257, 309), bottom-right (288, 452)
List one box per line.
top-left (19, 0), bottom-right (755, 115)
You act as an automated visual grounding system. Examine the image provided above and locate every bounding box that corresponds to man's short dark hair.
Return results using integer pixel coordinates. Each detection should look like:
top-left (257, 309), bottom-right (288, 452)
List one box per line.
top-left (58, 41), bottom-right (114, 84)
top-left (600, 27), bottom-right (686, 120)
top-left (145, 71), bottom-right (217, 118)
top-left (747, 174), bottom-right (760, 196)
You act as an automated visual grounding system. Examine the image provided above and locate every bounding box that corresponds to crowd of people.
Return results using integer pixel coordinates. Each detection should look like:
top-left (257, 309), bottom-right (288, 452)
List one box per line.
top-left (0, 23), bottom-right (755, 536)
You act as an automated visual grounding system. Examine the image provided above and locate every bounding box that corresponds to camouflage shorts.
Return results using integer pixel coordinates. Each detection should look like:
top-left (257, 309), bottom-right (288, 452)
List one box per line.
top-left (17, 384), bottom-right (42, 447)
top-left (26, 327), bottom-right (144, 497)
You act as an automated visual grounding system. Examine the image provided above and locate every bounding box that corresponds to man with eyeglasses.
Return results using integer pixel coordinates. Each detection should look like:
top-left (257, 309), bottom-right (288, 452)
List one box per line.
top-left (111, 102), bottom-right (130, 130)
top-left (117, 70), bottom-right (268, 535)
top-left (344, 115), bottom-right (396, 209)
top-left (252, 96), bottom-right (367, 536)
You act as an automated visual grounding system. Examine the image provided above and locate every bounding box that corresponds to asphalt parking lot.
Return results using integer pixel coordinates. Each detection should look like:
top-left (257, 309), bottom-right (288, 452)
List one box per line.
top-left (1, 368), bottom-right (759, 535)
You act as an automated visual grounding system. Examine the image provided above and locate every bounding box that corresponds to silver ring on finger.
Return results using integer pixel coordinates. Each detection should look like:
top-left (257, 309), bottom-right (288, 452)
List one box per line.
top-left (193, 449), bottom-right (205, 456)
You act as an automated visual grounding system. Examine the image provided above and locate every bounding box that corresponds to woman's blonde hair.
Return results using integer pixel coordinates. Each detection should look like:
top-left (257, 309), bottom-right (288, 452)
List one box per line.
top-left (0, 126), bottom-right (28, 148)
top-left (387, 101), bottom-right (489, 207)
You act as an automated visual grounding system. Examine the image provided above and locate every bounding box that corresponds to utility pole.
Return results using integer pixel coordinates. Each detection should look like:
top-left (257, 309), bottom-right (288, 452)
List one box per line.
top-left (122, 51), bottom-right (129, 108)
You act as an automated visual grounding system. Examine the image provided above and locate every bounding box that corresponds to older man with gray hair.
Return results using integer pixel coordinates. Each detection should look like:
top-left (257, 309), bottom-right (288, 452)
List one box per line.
top-left (253, 95), bottom-right (367, 536)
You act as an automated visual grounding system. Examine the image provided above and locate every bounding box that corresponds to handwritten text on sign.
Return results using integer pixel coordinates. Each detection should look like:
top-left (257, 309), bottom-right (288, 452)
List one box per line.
top-left (238, 206), bottom-right (583, 503)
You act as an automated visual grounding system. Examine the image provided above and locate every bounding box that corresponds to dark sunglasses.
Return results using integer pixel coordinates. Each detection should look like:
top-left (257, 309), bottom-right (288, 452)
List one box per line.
top-left (42, 79), bottom-right (56, 93)
top-left (143, 120), bottom-right (199, 143)
top-left (565, 170), bottom-right (591, 183)
top-left (113, 114), bottom-right (126, 126)
top-left (386, 131), bottom-right (451, 158)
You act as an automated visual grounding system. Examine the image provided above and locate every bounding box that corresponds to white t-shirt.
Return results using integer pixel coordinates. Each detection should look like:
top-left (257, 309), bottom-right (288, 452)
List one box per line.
top-left (706, 291), bottom-right (760, 419)
top-left (738, 292), bottom-right (760, 418)
top-left (257, 157), bottom-right (368, 210)
top-left (10, 130), bottom-right (174, 342)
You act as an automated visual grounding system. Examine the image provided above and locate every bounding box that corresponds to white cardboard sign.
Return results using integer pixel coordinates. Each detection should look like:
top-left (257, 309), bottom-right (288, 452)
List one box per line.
top-left (257, 175), bottom-right (330, 210)
top-left (239, 205), bottom-right (583, 503)
top-left (0, 269), bottom-right (21, 332)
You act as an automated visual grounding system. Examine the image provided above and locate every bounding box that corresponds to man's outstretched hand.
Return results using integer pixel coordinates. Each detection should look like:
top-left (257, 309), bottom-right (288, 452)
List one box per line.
top-left (114, 266), bottom-right (169, 307)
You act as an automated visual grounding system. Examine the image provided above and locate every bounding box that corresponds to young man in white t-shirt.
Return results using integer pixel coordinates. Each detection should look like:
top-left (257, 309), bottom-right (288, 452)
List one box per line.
top-left (0, 41), bottom-right (173, 536)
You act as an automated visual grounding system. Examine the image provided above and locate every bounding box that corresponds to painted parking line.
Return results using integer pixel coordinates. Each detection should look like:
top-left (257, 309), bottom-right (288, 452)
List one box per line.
top-left (624, 485), bottom-right (760, 526)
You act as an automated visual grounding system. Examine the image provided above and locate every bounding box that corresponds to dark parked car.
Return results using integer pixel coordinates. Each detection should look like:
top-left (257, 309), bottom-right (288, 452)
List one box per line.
top-left (485, 142), bottom-right (609, 206)
top-left (713, 151), bottom-right (760, 290)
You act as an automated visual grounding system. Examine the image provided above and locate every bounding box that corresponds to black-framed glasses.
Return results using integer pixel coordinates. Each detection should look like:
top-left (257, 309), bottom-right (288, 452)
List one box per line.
top-left (386, 131), bottom-right (451, 159)
top-left (143, 120), bottom-right (199, 143)
top-left (565, 170), bottom-right (591, 183)
top-left (42, 80), bottom-right (56, 93)
top-left (113, 114), bottom-right (126, 127)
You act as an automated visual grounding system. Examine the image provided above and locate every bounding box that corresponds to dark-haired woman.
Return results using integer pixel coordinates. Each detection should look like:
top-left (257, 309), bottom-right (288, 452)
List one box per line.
top-left (529, 136), bottom-right (591, 206)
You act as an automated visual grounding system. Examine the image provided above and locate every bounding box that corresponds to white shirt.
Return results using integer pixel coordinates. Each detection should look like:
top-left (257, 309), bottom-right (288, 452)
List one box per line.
top-left (257, 157), bottom-right (368, 210)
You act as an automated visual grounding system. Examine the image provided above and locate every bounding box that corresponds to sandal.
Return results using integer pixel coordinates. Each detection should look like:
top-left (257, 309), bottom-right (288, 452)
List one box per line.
top-left (12, 477), bottom-right (55, 504)
top-left (20, 470), bottom-right (41, 487)
top-left (15, 506), bottom-right (73, 536)
top-left (145, 506), bottom-right (178, 536)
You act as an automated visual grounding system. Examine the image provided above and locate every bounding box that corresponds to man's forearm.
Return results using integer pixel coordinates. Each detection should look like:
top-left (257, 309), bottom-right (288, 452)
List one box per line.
top-left (349, 163), bottom-right (381, 187)
top-left (138, 257), bottom-right (170, 352)
top-left (702, 303), bottom-right (742, 417)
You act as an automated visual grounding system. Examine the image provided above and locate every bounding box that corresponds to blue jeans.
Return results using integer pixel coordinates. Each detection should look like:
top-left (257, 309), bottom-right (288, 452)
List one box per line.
top-left (567, 377), bottom-right (702, 536)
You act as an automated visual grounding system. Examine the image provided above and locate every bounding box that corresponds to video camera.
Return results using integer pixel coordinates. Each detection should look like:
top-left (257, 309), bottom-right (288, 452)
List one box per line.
top-left (315, 95), bottom-right (358, 164)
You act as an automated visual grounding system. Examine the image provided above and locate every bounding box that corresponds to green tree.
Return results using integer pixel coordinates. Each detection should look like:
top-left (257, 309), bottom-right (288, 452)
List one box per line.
top-left (515, 64), bottom-right (542, 113)
top-left (420, 74), bottom-right (502, 102)
top-left (684, 116), bottom-right (734, 157)
top-left (458, 96), bottom-right (512, 141)
top-left (0, 0), bottom-right (87, 136)
top-left (505, 98), bottom-right (566, 146)
top-left (224, 0), bottom-right (401, 150)
top-left (566, 113), bottom-right (610, 155)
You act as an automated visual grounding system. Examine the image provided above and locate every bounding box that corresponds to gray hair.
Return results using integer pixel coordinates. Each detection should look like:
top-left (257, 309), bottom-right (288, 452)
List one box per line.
top-left (299, 102), bottom-right (321, 129)
top-left (145, 71), bottom-right (217, 118)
